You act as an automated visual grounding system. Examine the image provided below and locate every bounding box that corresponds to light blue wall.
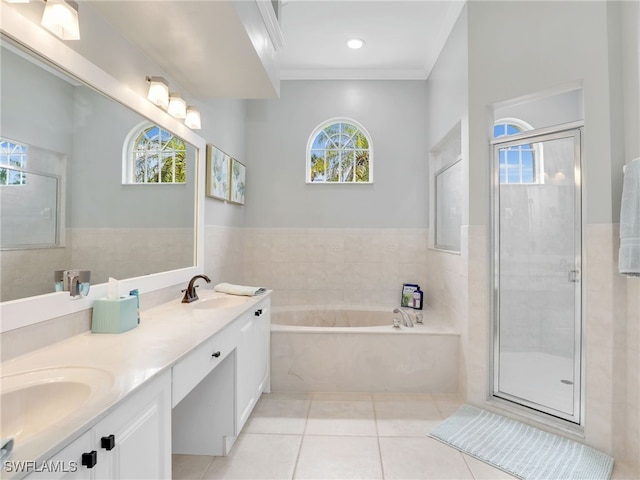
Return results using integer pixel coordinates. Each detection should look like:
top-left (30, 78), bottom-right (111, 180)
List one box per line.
top-left (244, 80), bottom-right (429, 228)
top-left (467, 1), bottom-right (618, 224)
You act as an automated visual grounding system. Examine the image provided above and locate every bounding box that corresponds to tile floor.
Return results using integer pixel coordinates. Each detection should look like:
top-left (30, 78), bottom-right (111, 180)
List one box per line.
top-left (173, 391), bottom-right (638, 480)
top-left (172, 392), bottom-right (518, 480)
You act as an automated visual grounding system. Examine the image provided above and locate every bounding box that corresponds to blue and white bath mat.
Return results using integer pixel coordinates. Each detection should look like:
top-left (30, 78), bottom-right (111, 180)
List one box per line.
top-left (428, 405), bottom-right (614, 480)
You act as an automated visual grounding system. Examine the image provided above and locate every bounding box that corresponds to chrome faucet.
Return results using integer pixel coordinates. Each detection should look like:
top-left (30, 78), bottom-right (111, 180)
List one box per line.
top-left (181, 274), bottom-right (211, 303)
top-left (393, 308), bottom-right (414, 328)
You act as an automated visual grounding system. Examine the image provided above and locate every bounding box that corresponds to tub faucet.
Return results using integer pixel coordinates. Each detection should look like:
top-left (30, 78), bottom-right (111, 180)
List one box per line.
top-left (182, 274), bottom-right (211, 303)
top-left (393, 308), bottom-right (414, 328)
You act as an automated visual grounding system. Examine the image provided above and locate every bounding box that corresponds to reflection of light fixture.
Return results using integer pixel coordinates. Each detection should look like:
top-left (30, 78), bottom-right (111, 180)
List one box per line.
top-left (145, 77), bottom-right (201, 129)
top-left (347, 38), bottom-right (365, 49)
top-left (41, 0), bottom-right (80, 40)
top-left (184, 106), bottom-right (201, 130)
top-left (146, 76), bottom-right (169, 109)
top-left (168, 93), bottom-right (187, 119)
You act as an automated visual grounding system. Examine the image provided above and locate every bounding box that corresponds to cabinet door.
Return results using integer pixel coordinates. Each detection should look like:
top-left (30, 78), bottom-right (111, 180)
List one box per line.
top-left (236, 298), bottom-right (270, 432)
top-left (24, 430), bottom-right (95, 480)
top-left (94, 370), bottom-right (171, 480)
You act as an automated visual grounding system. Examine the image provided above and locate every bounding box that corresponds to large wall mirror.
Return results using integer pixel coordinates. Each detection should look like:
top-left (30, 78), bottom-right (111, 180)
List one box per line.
top-left (0, 36), bottom-right (198, 304)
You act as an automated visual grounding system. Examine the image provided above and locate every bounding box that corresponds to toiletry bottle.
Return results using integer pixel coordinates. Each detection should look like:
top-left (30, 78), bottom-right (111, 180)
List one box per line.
top-left (413, 289), bottom-right (423, 310)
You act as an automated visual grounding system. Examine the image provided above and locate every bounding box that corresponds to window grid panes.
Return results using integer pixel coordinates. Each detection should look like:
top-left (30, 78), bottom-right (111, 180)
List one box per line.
top-left (131, 126), bottom-right (186, 184)
top-left (493, 123), bottom-right (537, 184)
top-left (308, 121), bottom-right (371, 183)
top-left (0, 139), bottom-right (27, 186)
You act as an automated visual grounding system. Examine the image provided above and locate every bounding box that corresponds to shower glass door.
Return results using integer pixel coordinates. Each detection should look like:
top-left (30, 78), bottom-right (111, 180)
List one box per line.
top-left (492, 127), bottom-right (582, 423)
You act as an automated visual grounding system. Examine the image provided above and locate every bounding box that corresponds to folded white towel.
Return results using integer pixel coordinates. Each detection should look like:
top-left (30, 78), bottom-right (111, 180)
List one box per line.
top-left (214, 282), bottom-right (266, 296)
top-left (619, 158), bottom-right (640, 276)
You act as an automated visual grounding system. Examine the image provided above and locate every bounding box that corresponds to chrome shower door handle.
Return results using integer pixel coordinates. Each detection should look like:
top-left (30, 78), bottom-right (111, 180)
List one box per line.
top-left (568, 269), bottom-right (580, 283)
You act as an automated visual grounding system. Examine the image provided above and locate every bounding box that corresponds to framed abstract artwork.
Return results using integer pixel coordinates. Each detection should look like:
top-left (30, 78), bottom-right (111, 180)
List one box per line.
top-left (229, 158), bottom-right (246, 205)
top-left (205, 144), bottom-right (230, 201)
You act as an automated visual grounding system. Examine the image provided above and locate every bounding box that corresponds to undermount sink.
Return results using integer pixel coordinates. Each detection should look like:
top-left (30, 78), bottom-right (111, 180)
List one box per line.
top-left (1, 367), bottom-right (114, 442)
top-left (192, 295), bottom-right (249, 310)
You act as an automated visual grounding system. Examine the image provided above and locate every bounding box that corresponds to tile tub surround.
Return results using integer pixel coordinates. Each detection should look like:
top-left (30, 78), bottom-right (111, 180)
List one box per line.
top-left (243, 228), bottom-right (429, 308)
top-left (271, 307), bottom-right (458, 393)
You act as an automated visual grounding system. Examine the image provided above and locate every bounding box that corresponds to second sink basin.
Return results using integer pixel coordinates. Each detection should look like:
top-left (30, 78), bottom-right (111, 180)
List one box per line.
top-left (1, 366), bottom-right (114, 442)
top-left (192, 295), bottom-right (249, 310)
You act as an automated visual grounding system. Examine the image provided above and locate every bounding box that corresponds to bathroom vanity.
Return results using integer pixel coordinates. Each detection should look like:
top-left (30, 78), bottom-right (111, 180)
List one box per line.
top-left (1, 291), bottom-right (271, 479)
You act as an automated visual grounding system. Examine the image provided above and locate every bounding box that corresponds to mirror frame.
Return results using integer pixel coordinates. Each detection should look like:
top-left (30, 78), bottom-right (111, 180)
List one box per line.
top-left (0, 7), bottom-right (205, 332)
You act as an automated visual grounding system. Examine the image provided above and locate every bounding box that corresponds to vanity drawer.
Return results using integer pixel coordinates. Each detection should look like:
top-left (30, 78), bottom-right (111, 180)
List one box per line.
top-left (172, 325), bottom-right (236, 407)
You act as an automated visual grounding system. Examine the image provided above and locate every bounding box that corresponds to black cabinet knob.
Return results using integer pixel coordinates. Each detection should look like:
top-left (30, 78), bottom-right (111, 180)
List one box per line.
top-left (82, 450), bottom-right (97, 468)
top-left (101, 434), bottom-right (115, 451)
top-left (255, 309), bottom-right (263, 316)
top-left (212, 351), bottom-right (221, 358)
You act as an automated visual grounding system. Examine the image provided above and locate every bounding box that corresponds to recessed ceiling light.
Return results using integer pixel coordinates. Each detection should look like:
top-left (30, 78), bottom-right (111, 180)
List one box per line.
top-left (346, 38), bottom-right (365, 50)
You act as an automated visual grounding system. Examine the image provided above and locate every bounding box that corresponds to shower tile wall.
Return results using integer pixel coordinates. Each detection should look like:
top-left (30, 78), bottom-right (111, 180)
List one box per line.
top-left (242, 228), bottom-right (428, 309)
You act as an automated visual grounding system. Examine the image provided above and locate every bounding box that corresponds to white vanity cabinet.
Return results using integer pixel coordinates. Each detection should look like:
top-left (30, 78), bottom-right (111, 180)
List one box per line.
top-left (93, 370), bottom-right (171, 480)
top-left (172, 296), bottom-right (271, 456)
top-left (25, 371), bottom-right (171, 480)
top-left (24, 430), bottom-right (95, 480)
top-left (236, 298), bottom-right (271, 432)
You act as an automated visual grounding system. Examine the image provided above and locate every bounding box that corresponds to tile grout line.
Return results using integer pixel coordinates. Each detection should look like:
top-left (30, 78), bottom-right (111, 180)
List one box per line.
top-left (372, 393), bottom-right (388, 480)
top-left (290, 392), bottom-right (314, 479)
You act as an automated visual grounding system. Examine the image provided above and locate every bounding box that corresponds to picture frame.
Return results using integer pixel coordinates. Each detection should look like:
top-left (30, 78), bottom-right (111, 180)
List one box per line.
top-left (205, 144), bottom-right (230, 201)
top-left (229, 158), bottom-right (246, 205)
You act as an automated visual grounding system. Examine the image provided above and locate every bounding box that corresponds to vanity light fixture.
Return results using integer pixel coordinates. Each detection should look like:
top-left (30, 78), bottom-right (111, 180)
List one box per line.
top-left (146, 76), bottom-right (169, 109)
top-left (184, 106), bottom-right (201, 130)
top-left (168, 93), bottom-right (187, 119)
top-left (146, 77), bottom-right (201, 129)
top-left (41, 0), bottom-right (80, 40)
top-left (346, 38), bottom-right (365, 50)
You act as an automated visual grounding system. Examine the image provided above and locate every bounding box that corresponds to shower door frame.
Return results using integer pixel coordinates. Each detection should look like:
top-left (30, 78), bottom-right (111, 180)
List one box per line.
top-left (490, 122), bottom-right (584, 425)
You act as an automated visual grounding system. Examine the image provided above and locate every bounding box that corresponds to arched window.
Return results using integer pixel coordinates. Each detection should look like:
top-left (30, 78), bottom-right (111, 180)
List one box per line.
top-left (0, 139), bottom-right (27, 185)
top-left (493, 118), bottom-right (542, 184)
top-left (123, 123), bottom-right (186, 184)
top-left (306, 118), bottom-right (372, 183)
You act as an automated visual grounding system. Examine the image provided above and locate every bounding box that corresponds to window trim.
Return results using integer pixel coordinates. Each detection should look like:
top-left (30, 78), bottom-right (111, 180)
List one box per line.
top-left (305, 117), bottom-right (374, 184)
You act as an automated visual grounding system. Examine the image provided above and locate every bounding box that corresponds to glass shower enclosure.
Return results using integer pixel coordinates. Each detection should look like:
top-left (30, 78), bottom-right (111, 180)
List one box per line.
top-left (492, 126), bottom-right (583, 424)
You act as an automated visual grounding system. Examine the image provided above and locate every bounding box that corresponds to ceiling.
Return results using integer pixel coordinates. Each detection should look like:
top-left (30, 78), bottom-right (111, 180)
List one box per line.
top-left (278, 0), bottom-right (465, 80)
top-left (7, 0), bottom-right (465, 98)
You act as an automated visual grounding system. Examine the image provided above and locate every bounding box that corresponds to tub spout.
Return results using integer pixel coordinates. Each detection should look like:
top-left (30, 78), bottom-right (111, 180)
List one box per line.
top-left (393, 308), bottom-right (414, 327)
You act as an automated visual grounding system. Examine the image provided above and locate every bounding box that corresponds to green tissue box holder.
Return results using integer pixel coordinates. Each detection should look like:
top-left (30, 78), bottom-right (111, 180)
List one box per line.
top-left (92, 296), bottom-right (138, 334)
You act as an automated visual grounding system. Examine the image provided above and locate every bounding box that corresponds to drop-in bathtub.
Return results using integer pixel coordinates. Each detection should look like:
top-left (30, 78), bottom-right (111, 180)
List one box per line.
top-left (270, 306), bottom-right (459, 393)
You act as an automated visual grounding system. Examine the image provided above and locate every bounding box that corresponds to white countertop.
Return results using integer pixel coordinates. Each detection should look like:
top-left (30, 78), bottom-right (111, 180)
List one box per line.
top-left (0, 290), bottom-right (271, 471)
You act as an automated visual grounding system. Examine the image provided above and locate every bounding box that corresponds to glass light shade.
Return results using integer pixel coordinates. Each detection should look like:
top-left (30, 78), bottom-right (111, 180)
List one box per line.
top-left (41, 0), bottom-right (80, 40)
top-left (168, 93), bottom-right (187, 119)
top-left (147, 77), bottom-right (169, 109)
top-left (185, 106), bottom-right (201, 130)
top-left (346, 38), bottom-right (365, 49)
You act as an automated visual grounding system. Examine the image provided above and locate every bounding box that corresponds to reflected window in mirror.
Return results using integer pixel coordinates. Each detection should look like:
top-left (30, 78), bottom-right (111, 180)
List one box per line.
top-left (0, 139), bottom-right (28, 185)
top-left (124, 123), bottom-right (187, 184)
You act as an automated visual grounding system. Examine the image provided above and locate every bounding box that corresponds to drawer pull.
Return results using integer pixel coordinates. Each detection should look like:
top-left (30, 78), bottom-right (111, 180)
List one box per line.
top-left (101, 434), bottom-right (115, 451)
top-left (255, 309), bottom-right (263, 316)
top-left (212, 351), bottom-right (221, 358)
top-left (82, 451), bottom-right (97, 468)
